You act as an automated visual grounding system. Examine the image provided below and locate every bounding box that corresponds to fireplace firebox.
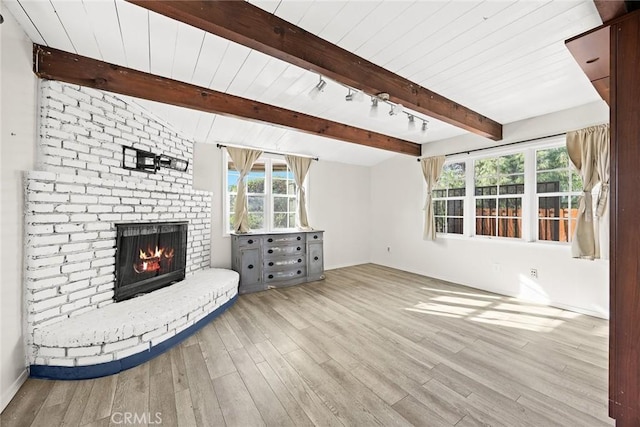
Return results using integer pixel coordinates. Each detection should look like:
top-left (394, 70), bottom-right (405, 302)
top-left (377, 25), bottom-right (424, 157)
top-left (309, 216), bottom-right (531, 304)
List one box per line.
top-left (115, 222), bottom-right (188, 302)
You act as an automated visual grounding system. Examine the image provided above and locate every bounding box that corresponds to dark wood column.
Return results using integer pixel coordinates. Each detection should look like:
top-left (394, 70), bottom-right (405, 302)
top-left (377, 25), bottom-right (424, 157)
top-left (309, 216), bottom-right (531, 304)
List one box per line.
top-left (609, 10), bottom-right (640, 425)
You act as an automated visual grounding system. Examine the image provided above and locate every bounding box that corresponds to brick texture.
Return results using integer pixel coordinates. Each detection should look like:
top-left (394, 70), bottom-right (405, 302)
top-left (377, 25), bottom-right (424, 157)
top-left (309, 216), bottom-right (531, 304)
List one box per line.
top-left (26, 81), bottom-right (214, 364)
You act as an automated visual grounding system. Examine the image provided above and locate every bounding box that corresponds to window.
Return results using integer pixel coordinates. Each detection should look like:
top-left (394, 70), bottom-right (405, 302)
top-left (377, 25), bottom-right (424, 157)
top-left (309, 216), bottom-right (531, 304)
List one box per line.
top-left (474, 153), bottom-right (524, 238)
top-left (433, 162), bottom-right (465, 234)
top-left (225, 154), bottom-right (298, 233)
top-left (536, 147), bottom-right (582, 242)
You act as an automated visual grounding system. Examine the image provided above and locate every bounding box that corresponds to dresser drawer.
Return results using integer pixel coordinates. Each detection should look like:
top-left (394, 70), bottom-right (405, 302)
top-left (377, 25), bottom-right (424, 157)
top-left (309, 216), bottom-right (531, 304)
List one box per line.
top-left (235, 235), bottom-right (261, 247)
top-left (264, 268), bottom-right (306, 283)
top-left (264, 244), bottom-right (304, 257)
top-left (264, 234), bottom-right (305, 246)
top-left (307, 232), bottom-right (323, 242)
top-left (264, 256), bottom-right (305, 271)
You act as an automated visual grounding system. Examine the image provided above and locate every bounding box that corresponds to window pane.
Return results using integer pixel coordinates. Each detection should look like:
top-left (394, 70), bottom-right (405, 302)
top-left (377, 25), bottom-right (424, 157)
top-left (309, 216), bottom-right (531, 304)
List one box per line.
top-left (288, 197), bottom-right (297, 211)
top-left (248, 213), bottom-right (264, 229)
top-left (539, 219), bottom-right (571, 242)
top-left (476, 218), bottom-right (495, 236)
top-left (273, 178), bottom-right (287, 195)
top-left (475, 158), bottom-right (497, 179)
top-left (448, 200), bottom-right (464, 216)
top-left (273, 213), bottom-right (287, 228)
top-left (437, 162), bottom-right (466, 190)
top-left (273, 196), bottom-right (288, 212)
top-left (498, 218), bottom-right (521, 238)
top-left (571, 171), bottom-right (583, 192)
top-left (537, 147), bottom-right (569, 171)
top-left (288, 182), bottom-right (296, 195)
top-left (227, 171), bottom-right (240, 193)
top-left (288, 213), bottom-right (295, 228)
top-left (248, 196), bottom-right (264, 213)
top-left (435, 216), bottom-right (445, 233)
top-left (476, 199), bottom-right (496, 216)
top-left (449, 188), bottom-right (465, 197)
top-left (570, 196), bottom-right (580, 219)
top-left (447, 217), bottom-right (463, 234)
top-left (434, 200), bottom-right (445, 216)
top-left (229, 195), bottom-right (236, 210)
top-left (433, 189), bottom-right (446, 198)
top-left (247, 177), bottom-right (265, 193)
top-left (498, 197), bottom-right (522, 216)
top-left (498, 153), bottom-right (524, 174)
top-left (537, 171), bottom-right (570, 192)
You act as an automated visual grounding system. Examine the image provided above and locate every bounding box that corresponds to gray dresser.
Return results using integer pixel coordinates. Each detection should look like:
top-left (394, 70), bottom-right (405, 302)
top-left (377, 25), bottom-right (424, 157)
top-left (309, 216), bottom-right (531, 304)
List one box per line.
top-left (231, 230), bottom-right (324, 294)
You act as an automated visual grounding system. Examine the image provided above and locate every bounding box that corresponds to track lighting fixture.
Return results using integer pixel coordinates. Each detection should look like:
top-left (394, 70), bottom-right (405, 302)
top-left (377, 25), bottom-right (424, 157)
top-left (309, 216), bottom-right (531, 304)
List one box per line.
top-left (422, 120), bottom-right (429, 132)
top-left (308, 75), bottom-right (327, 100)
top-left (346, 89), bottom-right (364, 102)
top-left (345, 89), bottom-right (355, 101)
top-left (407, 115), bottom-right (416, 130)
top-left (389, 103), bottom-right (404, 116)
top-left (369, 96), bottom-right (379, 117)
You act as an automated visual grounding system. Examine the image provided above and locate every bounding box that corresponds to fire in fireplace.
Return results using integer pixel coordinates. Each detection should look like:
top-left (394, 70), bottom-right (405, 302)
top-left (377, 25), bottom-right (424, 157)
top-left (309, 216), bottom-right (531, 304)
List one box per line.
top-left (115, 222), bottom-right (187, 302)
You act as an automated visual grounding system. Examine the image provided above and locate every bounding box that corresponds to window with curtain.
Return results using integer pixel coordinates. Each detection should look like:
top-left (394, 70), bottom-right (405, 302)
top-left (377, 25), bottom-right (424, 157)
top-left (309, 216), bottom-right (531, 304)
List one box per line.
top-left (225, 153), bottom-right (299, 233)
top-left (536, 147), bottom-right (582, 242)
top-left (433, 162), bottom-right (466, 235)
top-left (474, 153), bottom-right (524, 238)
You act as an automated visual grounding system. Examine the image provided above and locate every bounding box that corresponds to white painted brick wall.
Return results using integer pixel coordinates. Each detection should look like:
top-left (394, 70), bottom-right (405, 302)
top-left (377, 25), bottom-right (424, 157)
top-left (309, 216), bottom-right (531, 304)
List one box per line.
top-left (26, 81), bottom-right (212, 365)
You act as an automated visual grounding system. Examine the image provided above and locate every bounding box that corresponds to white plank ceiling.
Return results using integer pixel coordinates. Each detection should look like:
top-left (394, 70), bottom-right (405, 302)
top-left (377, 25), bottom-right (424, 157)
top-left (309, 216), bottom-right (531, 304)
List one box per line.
top-left (3, 0), bottom-right (603, 166)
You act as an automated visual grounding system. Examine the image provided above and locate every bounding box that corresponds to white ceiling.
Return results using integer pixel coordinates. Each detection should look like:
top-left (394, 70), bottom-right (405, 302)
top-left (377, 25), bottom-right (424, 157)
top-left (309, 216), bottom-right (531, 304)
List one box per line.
top-left (4, 0), bottom-right (603, 166)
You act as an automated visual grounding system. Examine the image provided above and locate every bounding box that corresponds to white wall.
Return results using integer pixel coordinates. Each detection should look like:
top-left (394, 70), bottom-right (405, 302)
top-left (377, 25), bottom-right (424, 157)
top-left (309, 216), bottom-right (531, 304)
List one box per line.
top-left (371, 102), bottom-right (610, 319)
top-left (1, 7), bottom-right (38, 411)
top-left (203, 146), bottom-right (371, 270)
top-left (308, 160), bottom-right (371, 269)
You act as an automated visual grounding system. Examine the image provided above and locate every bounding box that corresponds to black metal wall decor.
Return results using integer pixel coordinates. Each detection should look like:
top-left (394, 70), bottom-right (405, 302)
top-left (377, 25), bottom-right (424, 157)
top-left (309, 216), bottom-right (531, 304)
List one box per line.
top-left (122, 146), bottom-right (189, 173)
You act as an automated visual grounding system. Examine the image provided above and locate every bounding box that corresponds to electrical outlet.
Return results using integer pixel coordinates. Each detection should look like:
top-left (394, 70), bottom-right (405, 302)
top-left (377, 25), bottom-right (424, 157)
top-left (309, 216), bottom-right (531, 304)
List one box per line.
top-left (530, 268), bottom-right (538, 279)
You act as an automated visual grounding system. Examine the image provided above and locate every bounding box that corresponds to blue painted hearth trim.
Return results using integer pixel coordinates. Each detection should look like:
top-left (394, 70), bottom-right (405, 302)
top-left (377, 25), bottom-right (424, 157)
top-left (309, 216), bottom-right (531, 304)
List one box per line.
top-left (30, 294), bottom-right (238, 380)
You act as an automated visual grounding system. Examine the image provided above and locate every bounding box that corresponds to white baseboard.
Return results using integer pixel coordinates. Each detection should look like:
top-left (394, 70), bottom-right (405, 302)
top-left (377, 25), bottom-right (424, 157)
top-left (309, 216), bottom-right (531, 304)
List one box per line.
top-left (1, 369), bottom-right (29, 413)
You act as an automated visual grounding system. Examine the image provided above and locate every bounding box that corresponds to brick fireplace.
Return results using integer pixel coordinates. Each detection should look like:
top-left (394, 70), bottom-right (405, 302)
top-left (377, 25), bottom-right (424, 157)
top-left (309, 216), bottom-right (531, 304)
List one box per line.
top-left (24, 80), bottom-right (214, 367)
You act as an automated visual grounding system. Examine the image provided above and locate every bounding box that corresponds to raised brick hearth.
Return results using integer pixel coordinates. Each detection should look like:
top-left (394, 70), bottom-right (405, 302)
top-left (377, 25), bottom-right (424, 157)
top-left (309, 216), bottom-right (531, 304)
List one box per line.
top-left (24, 80), bottom-right (234, 373)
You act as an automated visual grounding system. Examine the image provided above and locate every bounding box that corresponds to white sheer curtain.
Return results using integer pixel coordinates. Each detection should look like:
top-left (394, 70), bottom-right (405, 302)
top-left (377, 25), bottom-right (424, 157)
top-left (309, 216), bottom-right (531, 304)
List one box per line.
top-left (566, 124), bottom-right (609, 259)
top-left (285, 155), bottom-right (313, 230)
top-left (421, 156), bottom-right (445, 240)
top-left (227, 147), bottom-right (263, 233)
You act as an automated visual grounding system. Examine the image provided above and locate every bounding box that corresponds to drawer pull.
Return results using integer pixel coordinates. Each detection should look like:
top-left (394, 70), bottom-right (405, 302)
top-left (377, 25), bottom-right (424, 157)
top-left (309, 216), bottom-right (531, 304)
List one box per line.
top-left (297, 236), bottom-right (301, 241)
top-left (313, 235), bottom-right (318, 239)
top-left (297, 270), bottom-right (301, 274)
top-left (268, 249), bottom-right (274, 254)
top-left (248, 264), bottom-right (254, 269)
top-left (298, 259), bottom-right (302, 263)
top-left (268, 238), bottom-right (273, 242)
top-left (248, 239), bottom-right (254, 244)
top-left (268, 262), bottom-right (274, 266)
top-left (296, 247), bottom-right (301, 251)
top-left (268, 274), bottom-right (274, 279)
top-left (314, 256), bottom-right (319, 261)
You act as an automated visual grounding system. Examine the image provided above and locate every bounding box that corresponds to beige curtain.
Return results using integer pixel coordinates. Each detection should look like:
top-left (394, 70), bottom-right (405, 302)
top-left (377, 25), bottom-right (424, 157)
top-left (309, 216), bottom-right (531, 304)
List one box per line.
top-left (594, 125), bottom-right (610, 259)
top-left (421, 156), bottom-right (446, 240)
top-left (285, 155), bottom-right (313, 230)
top-left (227, 147), bottom-right (263, 233)
top-left (566, 124), bottom-right (609, 259)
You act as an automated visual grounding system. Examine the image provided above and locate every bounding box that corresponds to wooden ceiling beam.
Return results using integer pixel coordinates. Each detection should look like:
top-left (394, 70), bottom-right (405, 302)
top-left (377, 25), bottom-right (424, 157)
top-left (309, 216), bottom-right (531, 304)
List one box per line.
top-left (593, 0), bottom-right (627, 23)
top-left (125, 0), bottom-right (503, 141)
top-left (33, 45), bottom-right (421, 157)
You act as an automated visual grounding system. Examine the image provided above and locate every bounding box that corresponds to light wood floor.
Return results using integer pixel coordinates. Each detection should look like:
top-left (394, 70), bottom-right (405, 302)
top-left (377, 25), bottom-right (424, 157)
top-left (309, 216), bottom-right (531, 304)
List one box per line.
top-left (1, 264), bottom-right (613, 427)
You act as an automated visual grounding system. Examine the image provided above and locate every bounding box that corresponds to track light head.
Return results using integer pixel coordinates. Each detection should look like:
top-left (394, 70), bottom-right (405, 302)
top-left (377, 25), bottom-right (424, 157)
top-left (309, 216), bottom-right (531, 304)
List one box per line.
top-left (308, 76), bottom-right (327, 100)
top-left (345, 89), bottom-right (354, 102)
top-left (389, 103), bottom-right (404, 116)
top-left (369, 96), bottom-right (379, 117)
top-left (408, 115), bottom-right (416, 130)
top-left (422, 120), bottom-right (429, 132)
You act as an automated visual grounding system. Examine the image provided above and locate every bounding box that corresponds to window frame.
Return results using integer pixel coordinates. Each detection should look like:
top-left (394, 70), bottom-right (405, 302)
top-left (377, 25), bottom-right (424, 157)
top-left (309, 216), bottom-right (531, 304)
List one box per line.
top-left (431, 135), bottom-right (584, 245)
top-left (222, 151), bottom-right (306, 235)
top-left (432, 161), bottom-right (466, 236)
